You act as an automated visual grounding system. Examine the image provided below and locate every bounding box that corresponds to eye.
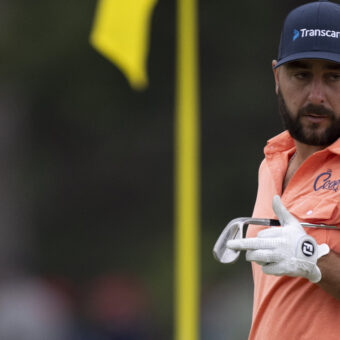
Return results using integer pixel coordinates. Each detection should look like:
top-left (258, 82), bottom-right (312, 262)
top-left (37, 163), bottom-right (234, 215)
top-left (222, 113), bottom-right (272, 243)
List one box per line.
top-left (294, 72), bottom-right (310, 80)
top-left (327, 73), bottom-right (340, 81)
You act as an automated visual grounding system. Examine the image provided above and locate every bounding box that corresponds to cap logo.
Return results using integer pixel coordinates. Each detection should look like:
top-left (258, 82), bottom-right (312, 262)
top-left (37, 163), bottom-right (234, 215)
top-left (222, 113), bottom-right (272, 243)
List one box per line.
top-left (293, 29), bottom-right (300, 41)
top-left (293, 28), bottom-right (340, 41)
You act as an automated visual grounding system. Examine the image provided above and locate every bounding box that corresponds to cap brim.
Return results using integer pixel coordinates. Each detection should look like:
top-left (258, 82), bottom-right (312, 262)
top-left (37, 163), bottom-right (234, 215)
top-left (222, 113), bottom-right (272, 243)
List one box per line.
top-left (274, 51), bottom-right (340, 68)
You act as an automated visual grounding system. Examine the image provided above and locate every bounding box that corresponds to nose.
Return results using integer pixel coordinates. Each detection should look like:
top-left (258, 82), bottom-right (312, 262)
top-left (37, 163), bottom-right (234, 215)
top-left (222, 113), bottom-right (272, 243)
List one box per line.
top-left (307, 78), bottom-right (326, 105)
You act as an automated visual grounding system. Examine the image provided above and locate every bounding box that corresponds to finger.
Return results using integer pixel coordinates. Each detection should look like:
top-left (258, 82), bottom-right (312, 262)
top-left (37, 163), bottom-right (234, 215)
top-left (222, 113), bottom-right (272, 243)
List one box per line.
top-left (272, 195), bottom-right (299, 227)
top-left (257, 226), bottom-right (285, 238)
top-left (246, 249), bottom-right (285, 263)
top-left (227, 238), bottom-right (282, 251)
top-left (262, 262), bottom-right (292, 277)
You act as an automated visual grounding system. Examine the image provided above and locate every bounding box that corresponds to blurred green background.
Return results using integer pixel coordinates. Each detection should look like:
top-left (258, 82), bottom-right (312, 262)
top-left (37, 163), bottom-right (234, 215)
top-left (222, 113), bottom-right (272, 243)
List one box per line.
top-left (1, 0), bottom-right (310, 339)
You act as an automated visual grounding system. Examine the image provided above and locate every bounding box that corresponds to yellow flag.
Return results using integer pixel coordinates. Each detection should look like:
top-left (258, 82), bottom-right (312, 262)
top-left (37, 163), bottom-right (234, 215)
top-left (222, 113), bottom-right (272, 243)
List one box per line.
top-left (90, 0), bottom-right (158, 90)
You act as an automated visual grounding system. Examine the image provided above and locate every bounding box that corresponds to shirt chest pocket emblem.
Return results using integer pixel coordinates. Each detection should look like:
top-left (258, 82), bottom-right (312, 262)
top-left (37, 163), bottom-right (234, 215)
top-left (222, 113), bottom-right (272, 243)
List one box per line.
top-left (314, 169), bottom-right (340, 192)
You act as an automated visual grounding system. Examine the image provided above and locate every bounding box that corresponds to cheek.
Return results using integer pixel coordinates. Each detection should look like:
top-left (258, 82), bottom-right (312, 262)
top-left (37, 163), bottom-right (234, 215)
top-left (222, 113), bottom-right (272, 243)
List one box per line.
top-left (329, 90), bottom-right (340, 117)
top-left (280, 88), bottom-right (301, 114)
top-left (288, 97), bottom-right (301, 112)
top-left (279, 73), bottom-right (307, 103)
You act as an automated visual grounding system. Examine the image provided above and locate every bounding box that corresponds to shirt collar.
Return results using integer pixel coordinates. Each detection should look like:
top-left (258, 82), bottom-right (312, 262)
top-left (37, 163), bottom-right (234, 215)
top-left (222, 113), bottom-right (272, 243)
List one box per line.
top-left (264, 131), bottom-right (295, 156)
top-left (264, 130), bottom-right (340, 156)
top-left (327, 138), bottom-right (340, 155)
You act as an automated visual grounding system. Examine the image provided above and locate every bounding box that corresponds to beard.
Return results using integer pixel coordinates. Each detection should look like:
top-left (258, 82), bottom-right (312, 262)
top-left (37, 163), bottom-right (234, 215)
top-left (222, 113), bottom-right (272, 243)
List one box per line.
top-left (278, 89), bottom-right (340, 146)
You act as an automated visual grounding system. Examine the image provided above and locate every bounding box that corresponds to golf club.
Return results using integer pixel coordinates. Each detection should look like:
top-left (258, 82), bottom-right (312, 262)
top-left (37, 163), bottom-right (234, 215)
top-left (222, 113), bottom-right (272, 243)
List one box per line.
top-left (213, 217), bottom-right (338, 264)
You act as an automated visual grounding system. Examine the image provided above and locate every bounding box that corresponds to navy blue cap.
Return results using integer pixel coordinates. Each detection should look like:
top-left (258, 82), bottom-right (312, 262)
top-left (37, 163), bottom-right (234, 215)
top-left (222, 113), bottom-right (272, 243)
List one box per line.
top-left (275, 0), bottom-right (340, 68)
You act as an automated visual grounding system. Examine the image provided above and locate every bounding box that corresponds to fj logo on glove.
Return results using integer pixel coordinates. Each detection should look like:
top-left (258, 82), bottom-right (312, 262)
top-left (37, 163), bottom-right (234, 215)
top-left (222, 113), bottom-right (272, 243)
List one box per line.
top-left (302, 241), bottom-right (315, 257)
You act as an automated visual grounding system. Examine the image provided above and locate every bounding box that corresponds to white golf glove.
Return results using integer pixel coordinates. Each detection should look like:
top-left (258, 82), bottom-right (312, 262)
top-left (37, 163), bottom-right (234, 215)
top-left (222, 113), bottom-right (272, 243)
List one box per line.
top-left (227, 195), bottom-right (330, 283)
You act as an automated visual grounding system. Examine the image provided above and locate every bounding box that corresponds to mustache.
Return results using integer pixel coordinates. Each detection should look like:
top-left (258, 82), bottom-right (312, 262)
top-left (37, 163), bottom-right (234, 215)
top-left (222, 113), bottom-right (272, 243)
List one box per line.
top-left (298, 104), bottom-right (335, 118)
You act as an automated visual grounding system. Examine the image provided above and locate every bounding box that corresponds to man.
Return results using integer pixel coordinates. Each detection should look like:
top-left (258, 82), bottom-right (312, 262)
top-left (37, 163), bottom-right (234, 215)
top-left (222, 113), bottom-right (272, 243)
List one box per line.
top-left (227, 1), bottom-right (340, 339)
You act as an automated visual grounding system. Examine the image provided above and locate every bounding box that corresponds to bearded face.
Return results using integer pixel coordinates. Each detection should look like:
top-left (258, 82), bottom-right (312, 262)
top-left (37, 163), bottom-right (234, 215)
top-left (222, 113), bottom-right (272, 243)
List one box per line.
top-left (278, 89), bottom-right (340, 146)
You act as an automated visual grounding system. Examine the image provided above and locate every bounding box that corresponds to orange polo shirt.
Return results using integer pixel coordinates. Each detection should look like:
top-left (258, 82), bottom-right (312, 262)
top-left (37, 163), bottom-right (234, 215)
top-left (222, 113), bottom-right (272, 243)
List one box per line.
top-left (247, 131), bottom-right (340, 340)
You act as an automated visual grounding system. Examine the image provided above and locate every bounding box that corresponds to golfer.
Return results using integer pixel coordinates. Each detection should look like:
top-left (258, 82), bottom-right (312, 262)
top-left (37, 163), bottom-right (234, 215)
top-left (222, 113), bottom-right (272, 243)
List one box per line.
top-left (227, 1), bottom-right (340, 339)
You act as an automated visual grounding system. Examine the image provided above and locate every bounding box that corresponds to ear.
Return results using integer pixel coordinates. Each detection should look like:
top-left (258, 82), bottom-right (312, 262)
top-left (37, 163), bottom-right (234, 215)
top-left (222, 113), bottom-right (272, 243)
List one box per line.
top-left (272, 60), bottom-right (279, 95)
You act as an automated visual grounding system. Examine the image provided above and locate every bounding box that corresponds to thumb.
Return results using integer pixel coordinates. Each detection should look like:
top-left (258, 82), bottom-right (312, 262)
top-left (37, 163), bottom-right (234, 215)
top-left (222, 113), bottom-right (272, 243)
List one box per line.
top-left (272, 195), bottom-right (300, 227)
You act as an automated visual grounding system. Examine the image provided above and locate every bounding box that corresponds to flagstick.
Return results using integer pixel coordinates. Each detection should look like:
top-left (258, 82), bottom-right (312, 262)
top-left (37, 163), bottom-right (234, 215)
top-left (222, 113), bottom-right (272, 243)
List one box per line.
top-left (175, 0), bottom-right (200, 338)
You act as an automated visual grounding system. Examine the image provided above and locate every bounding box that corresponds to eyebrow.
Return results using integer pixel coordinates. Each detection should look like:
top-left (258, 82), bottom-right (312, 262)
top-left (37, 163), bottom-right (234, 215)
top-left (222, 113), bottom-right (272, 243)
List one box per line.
top-left (324, 63), bottom-right (340, 70)
top-left (285, 61), bottom-right (310, 69)
top-left (285, 60), bottom-right (340, 70)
